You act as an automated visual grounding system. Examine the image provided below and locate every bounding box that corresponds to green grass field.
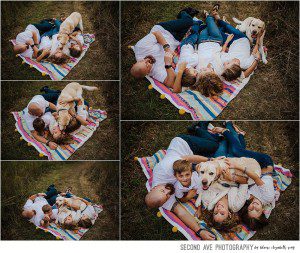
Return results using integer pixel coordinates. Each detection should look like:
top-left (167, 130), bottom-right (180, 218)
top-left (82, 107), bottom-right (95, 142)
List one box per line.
top-left (1, 1), bottom-right (119, 80)
top-left (121, 121), bottom-right (299, 240)
top-left (1, 161), bottom-right (119, 240)
top-left (1, 81), bottom-right (119, 160)
top-left (121, 1), bottom-right (299, 120)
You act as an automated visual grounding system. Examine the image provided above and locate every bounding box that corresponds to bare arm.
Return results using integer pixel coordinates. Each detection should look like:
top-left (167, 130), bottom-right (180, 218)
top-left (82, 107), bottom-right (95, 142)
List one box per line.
top-left (151, 31), bottom-right (168, 47)
top-left (182, 155), bottom-right (209, 163)
top-left (31, 130), bottom-right (58, 150)
top-left (173, 62), bottom-right (187, 93)
top-left (178, 189), bottom-right (197, 203)
top-left (49, 102), bottom-right (57, 111)
top-left (221, 34), bottom-right (234, 52)
top-left (36, 49), bottom-right (50, 62)
top-left (232, 162), bottom-right (264, 186)
top-left (32, 31), bottom-right (39, 45)
top-left (75, 114), bottom-right (89, 126)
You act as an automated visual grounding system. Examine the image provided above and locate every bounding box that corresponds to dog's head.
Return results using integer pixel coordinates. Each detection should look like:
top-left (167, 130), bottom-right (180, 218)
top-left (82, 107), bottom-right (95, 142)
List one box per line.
top-left (55, 196), bottom-right (65, 207)
top-left (249, 18), bottom-right (265, 38)
top-left (57, 109), bottom-right (72, 131)
top-left (196, 161), bottom-right (222, 190)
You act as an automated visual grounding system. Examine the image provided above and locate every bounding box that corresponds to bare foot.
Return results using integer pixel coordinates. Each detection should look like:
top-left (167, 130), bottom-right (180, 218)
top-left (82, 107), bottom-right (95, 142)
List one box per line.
top-left (211, 127), bottom-right (227, 134)
top-left (233, 124), bottom-right (246, 135)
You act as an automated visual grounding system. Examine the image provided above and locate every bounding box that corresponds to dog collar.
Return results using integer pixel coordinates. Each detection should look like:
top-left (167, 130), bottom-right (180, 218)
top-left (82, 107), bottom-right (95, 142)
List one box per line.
top-left (58, 108), bottom-right (68, 113)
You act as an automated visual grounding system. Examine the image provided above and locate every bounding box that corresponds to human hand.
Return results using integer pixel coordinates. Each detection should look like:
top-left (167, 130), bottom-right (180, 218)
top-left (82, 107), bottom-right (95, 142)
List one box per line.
top-left (164, 52), bottom-right (173, 65)
top-left (178, 61), bottom-right (188, 72)
top-left (194, 208), bottom-right (202, 218)
top-left (225, 34), bottom-right (234, 43)
top-left (225, 158), bottom-right (242, 170)
top-left (26, 38), bottom-right (34, 46)
top-left (211, 156), bottom-right (226, 161)
top-left (222, 168), bottom-right (233, 181)
top-left (29, 194), bottom-right (37, 201)
top-left (186, 189), bottom-right (197, 199)
top-left (199, 230), bottom-right (216, 240)
top-left (164, 47), bottom-right (174, 56)
top-left (49, 142), bottom-right (58, 150)
top-left (252, 51), bottom-right (261, 61)
top-left (37, 193), bottom-right (47, 197)
top-left (211, 127), bottom-right (227, 134)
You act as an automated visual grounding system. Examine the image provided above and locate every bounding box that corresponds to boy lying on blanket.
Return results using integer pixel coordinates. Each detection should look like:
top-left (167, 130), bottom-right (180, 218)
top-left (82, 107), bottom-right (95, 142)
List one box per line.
top-left (22, 185), bottom-right (97, 230)
top-left (131, 5), bottom-right (264, 98)
top-left (145, 122), bottom-right (277, 240)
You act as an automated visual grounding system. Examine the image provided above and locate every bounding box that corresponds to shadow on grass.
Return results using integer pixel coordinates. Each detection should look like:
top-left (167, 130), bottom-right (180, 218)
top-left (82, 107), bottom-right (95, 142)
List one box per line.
top-left (1, 161), bottom-right (119, 240)
top-left (121, 121), bottom-right (299, 240)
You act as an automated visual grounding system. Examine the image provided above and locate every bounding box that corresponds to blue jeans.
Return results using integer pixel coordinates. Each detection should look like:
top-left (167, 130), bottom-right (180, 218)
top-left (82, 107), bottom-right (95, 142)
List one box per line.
top-left (222, 123), bottom-right (274, 169)
top-left (198, 16), bottom-right (223, 44)
top-left (158, 11), bottom-right (194, 41)
top-left (217, 20), bottom-right (247, 47)
top-left (178, 128), bottom-right (219, 157)
top-left (41, 19), bottom-right (62, 38)
top-left (180, 20), bottom-right (206, 47)
top-left (32, 20), bottom-right (53, 35)
top-left (44, 185), bottom-right (59, 206)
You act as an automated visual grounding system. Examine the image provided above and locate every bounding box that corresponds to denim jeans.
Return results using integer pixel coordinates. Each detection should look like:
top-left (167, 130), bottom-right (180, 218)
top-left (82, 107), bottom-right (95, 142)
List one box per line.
top-left (32, 20), bottom-right (54, 36)
top-left (158, 11), bottom-right (194, 41)
top-left (217, 20), bottom-right (247, 47)
top-left (41, 19), bottom-right (62, 38)
top-left (178, 127), bottom-right (219, 157)
top-left (222, 124), bottom-right (274, 169)
top-left (44, 185), bottom-right (59, 206)
top-left (180, 20), bottom-right (206, 47)
top-left (198, 16), bottom-right (223, 44)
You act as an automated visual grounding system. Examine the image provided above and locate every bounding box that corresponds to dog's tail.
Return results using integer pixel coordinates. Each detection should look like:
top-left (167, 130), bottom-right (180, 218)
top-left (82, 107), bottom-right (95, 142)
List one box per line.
top-left (80, 85), bottom-right (98, 91)
top-left (232, 17), bottom-right (242, 24)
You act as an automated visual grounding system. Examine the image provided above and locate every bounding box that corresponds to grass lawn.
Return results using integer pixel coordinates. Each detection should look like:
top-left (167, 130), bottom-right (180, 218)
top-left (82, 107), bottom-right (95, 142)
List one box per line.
top-left (121, 1), bottom-right (299, 120)
top-left (1, 1), bottom-right (119, 80)
top-left (1, 161), bottom-right (119, 240)
top-left (1, 81), bottom-right (119, 160)
top-left (121, 121), bottom-right (299, 240)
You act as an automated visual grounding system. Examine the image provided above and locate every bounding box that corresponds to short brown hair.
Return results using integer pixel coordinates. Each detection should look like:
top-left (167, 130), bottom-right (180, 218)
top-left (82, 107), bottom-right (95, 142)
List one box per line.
top-left (69, 47), bottom-right (82, 58)
top-left (78, 217), bottom-right (93, 228)
top-left (33, 117), bottom-right (45, 135)
top-left (221, 64), bottom-right (242, 81)
top-left (61, 222), bottom-right (78, 231)
top-left (42, 204), bottom-right (52, 214)
top-left (192, 72), bottom-right (224, 97)
top-left (46, 53), bottom-right (70, 65)
top-left (65, 118), bottom-right (81, 133)
top-left (239, 200), bottom-right (269, 230)
top-left (173, 159), bottom-right (192, 175)
top-left (182, 69), bottom-right (197, 87)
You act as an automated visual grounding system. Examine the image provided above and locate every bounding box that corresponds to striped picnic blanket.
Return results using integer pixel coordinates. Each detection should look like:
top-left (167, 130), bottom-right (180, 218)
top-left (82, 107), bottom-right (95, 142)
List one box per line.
top-left (13, 109), bottom-right (107, 160)
top-left (35, 204), bottom-right (103, 240)
top-left (138, 149), bottom-right (293, 240)
top-left (11, 34), bottom-right (95, 80)
top-left (144, 44), bottom-right (252, 120)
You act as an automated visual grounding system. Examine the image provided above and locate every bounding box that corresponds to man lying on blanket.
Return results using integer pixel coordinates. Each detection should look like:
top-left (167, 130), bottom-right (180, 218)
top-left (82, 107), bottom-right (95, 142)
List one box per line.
top-left (23, 86), bottom-right (92, 150)
top-left (13, 13), bottom-right (84, 64)
top-left (145, 121), bottom-right (276, 240)
top-left (131, 5), bottom-right (264, 98)
top-left (22, 185), bottom-right (97, 230)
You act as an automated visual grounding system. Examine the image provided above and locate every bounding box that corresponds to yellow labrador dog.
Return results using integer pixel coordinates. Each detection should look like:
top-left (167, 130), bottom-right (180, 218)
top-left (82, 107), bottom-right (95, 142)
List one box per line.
top-left (232, 16), bottom-right (267, 64)
top-left (57, 12), bottom-right (83, 50)
top-left (195, 157), bottom-right (261, 208)
top-left (56, 196), bottom-right (87, 211)
top-left (57, 82), bottom-right (98, 130)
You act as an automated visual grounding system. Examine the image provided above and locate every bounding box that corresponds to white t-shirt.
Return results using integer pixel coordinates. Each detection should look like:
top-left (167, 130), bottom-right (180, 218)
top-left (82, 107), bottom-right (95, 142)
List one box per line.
top-left (41, 112), bottom-right (58, 134)
top-left (23, 95), bottom-right (50, 131)
top-left (23, 196), bottom-right (48, 226)
top-left (77, 105), bottom-right (88, 120)
top-left (174, 171), bottom-right (201, 198)
top-left (220, 38), bottom-right (255, 70)
top-left (81, 205), bottom-right (97, 224)
top-left (16, 24), bottom-right (41, 58)
top-left (133, 25), bottom-right (180, 83)
top-left (39, 36), bottom-right (52, 51)
top-left (175, 44), bottom-right (198, 73)
top-left (197, 42), bottom-right (222, 70)
top-left (50, 34), bottom-right (59, 55)
top-left (67, 34), bottom-right (84, 47)
top-left (248, 175), bottom-right (275, 206)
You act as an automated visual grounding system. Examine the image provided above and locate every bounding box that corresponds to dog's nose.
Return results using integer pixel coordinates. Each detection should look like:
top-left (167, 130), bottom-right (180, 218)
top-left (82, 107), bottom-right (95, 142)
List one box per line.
top-left (202, 180), bottom-right (208, 186)
top-left (252, 30), bottom-right (257, 34)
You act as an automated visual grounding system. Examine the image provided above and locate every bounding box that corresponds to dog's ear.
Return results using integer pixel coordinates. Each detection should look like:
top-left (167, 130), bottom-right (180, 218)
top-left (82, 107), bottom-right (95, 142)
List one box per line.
top-left (249, 19), bottom-right (253, 27)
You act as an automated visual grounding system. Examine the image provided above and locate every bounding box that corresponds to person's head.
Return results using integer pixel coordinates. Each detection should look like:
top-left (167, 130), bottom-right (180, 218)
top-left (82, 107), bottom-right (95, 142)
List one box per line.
top-left (221, 59), bottom-right (242, 82)
top-left (69, 44), bottom-right (82, 58)
top-left (61, 215), bottom-right (77, 230)
top-left (78, 214), bottom-right (93, 228)
top-left (46, 50), bottom-right (70, 65)
top-left (181, 68), bottom-right (198, 87)
top-left (22, 210), bottom-right (36, 219)
top-left (65, 117), bottom-right (82, 133)
top-left (193, 69), bottom-right (224, 97)
top-left (13, 44), bottom-right (28, 54)
top-left (33, 117), bottom-right (45, 135)
top-left (145, 183), bottom-right (175, 208)
top-left (130, 55), bottom-right (156, 79)
top-left (239, 199), bottom-right (268, 230)
top-left (42, 204), bottom-right (53, 216)
top-left (173, 159), bottom-right (193, 187)
top-left (28, 103), bottom-right (44, 117)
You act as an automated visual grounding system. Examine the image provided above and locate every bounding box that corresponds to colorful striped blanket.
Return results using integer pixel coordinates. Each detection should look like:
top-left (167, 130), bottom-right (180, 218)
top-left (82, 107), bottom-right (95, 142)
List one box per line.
top-left (13, 109), bottom-right (107, 160)
top-left (138, 149), bottom-right (292, 240)
top-left (11, 34), bottom-right (95, 80)
top-left (35, 203), bottom-right (103, 240)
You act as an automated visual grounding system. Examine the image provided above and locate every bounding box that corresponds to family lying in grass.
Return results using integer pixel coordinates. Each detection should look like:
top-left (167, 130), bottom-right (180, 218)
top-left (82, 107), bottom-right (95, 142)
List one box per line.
top-left (145, 121), bottom-right (276, 240)
top-left (23, 82), bottom-right (98, 150)
top-left (131, 4), bottom-right (265, 97)
top-left (13, 12), bottom-right (84, 64)
top-left (22, 185), bottom-right (97, 230)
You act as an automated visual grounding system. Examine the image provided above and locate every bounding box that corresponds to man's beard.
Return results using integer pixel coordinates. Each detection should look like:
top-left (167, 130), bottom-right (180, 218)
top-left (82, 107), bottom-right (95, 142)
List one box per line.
top-left (144, 55), bottom-right (156, 64)
top-left (165, 183), bottom-right (175, 195)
